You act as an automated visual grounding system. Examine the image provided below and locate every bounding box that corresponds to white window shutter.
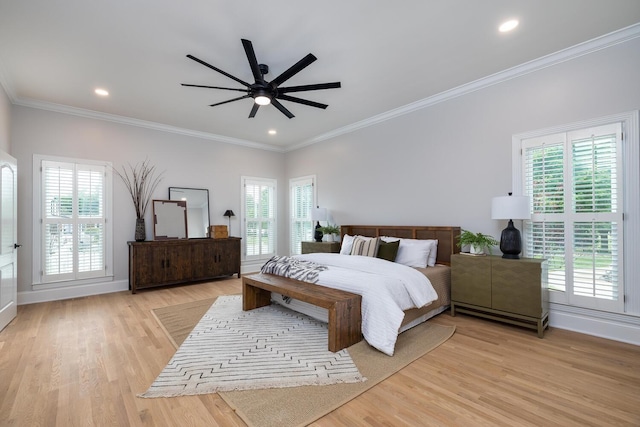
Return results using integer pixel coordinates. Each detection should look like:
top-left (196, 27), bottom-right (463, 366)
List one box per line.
top-left (290, 176), bottom-right (315, 255)
top-left (522, 123), bottom-right (624, 313)
top-left (243, 177), bottom-right (277, 260)
top-left (41, 160), bottom-right (108, 283)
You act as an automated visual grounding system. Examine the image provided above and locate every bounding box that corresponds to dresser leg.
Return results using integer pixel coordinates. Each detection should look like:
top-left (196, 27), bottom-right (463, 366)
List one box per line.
top-left (537, 319), bottom-right (544, 338)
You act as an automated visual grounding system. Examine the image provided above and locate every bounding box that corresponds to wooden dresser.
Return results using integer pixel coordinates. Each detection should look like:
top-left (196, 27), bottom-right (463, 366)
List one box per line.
top-left (450, 254), bottom-right (549, 337)
top-left (128, 238), bottom-right (241, 293)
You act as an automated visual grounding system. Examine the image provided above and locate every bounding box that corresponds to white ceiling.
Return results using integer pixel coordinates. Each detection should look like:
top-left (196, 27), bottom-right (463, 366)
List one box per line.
top-left (1, 1), bottom-right (640, 151)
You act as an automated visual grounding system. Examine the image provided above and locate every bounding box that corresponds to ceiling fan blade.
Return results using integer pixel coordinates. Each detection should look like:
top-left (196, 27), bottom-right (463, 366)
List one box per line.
top-left (270, 98), bottom-right (295, 119)
top-left (209, 95), bottom-right (251, 107)
top-left (241, 39), bottom-right (263, 82)
top-left (278, 82), bottom-right (341, 94)
top-left (278, 94), bottom-right (328, 109)
top-left (269, 53), bottom-right (317, 87)
top-left (187, 54), bottom-right (251, 88)
top-left (181, 83), bottom-right (247, 92)
top-left (248, 103), bottom-right (260, 118)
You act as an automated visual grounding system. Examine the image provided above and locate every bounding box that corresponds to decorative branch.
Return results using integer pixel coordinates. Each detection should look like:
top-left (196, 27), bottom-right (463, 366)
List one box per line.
top-left (113, 159), bottom-right (164, 219)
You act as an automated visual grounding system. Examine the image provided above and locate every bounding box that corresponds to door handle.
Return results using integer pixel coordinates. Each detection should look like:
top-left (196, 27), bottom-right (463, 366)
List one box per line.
top-left (14, 243), bottom-right (22, 249)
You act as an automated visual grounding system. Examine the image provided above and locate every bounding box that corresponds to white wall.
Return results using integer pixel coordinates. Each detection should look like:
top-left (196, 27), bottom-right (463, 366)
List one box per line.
top-left (286, 38), bottom-right (640, 242)
top-left (11, 106), bottom-right (286, 297)
top-left (0, 85), bottom-right (10, 153)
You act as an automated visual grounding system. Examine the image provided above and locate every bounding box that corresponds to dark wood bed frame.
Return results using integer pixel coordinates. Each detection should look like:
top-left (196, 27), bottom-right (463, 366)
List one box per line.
top-left (242, 225), bottom-right (461, 352)
top-left (340, 225), bottom-right (461, 265)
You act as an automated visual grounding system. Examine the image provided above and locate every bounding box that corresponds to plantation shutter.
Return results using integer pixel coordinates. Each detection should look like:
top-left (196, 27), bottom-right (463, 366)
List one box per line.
top-left (243, 177), bottom-right (276, 259)
top-left (77, 166), bottom-right (105, 275)
top-left (570, 127), bottom-right (621, 305)
top-left (522, 123), bottom-right (624, 313)
top-left (42, 160), bottom-right (106, 283)
top-left (523, 137), bottom-right (567, 292)
top-left (290, 176), bottom-right (315, 255)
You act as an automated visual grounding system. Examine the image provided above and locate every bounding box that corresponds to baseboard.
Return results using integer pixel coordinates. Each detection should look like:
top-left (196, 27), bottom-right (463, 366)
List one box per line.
top-left (549, 305), bottom-right (640, 346)
top-left (18, 279), bottom-right (129, 305)
top-left (17, 263), bottom-right (261, 305)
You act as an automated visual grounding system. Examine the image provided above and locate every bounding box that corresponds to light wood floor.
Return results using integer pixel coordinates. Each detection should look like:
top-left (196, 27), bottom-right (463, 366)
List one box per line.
top-left (1, 278), bottom-right (639, 427)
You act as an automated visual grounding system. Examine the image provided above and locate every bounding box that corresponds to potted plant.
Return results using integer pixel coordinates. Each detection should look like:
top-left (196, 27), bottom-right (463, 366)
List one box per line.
top-left (320, 224), bottom-right (341, 242)
top-left (114, 159), bottom-right (163, 241)
top-left (457, 229), bottom-right (499, 255)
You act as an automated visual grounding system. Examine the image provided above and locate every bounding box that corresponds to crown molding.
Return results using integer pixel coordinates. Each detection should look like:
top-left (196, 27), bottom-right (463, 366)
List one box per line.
top-left (287, 22), bottom-right (640, 152)
top-left (0, 58), bottom-right (17, 102)
top-left (11, 98), bottom-right (286, 153)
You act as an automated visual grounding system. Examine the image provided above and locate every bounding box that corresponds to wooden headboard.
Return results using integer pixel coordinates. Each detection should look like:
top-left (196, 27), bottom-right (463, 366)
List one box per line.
top-left (340, 225), bottom-right (461, 266)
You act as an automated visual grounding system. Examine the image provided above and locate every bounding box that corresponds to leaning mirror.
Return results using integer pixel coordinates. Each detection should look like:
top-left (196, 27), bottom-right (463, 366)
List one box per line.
top-left (168, 187), bottom-right (210, 238)
top-left (152, 200), bottom-right (188, 239)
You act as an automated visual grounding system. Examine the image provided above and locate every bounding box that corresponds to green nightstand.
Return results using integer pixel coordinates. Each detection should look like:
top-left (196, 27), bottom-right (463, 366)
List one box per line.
top-left (301, 241), bottom-right (340, 254)
top-left (450, 254), bottom-right (549, 337)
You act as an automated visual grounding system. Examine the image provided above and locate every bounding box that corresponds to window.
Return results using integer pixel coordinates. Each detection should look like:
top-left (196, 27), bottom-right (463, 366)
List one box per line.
top-left (520, 122), bottom-right (625, 313)
top-left (290, 175), bottom-right (316, 255)
top-left (34, 156), bottom-right (112, 287)
top-left (242, 177), bottom-right (276, 260)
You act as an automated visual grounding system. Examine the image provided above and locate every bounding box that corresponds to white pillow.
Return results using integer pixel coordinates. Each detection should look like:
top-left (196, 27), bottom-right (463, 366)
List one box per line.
top-left (340, 234), bottom-right (355, 255)
top-left (378, 237), bottom-right (438, 267)
top-left (426, 239), bottom-right (438, 267)
top-left (394, 239), bottom-right (430, 268)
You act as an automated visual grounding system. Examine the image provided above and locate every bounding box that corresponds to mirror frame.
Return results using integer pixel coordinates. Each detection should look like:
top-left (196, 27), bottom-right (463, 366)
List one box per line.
top-left (168, 187), bottom-right (210, 238)
top-left (152, 199), bottom-right (188, 240)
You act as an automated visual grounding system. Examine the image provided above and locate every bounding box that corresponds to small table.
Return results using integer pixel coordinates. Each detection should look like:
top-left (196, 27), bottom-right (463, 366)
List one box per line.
top-left (242, 273), bottom-right (362, 352)
top-left (301, 241), bottom-right (340, 254)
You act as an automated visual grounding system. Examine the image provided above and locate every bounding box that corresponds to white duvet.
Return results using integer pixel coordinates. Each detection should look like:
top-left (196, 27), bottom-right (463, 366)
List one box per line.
top-left (292, 253), bottom-right (438, 356)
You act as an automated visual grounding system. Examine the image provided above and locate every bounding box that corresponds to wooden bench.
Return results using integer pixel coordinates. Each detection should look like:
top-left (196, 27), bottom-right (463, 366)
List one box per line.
top-left (242, 273), bottom-right (362, 352)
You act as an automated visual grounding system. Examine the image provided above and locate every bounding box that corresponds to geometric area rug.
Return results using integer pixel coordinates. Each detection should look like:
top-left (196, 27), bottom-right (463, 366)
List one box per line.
top-left (139, 295), bottom-right (365, 398)
top-left (146, 295), bottom-right (456, 427)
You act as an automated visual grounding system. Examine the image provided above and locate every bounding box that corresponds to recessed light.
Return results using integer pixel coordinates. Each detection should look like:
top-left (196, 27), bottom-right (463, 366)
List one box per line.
top-left (94, 88), bottom-right (109, 96)
top-left (268, 130), bottom-right (277, 135)
top-left (499, 19), bottom-right (519, 33)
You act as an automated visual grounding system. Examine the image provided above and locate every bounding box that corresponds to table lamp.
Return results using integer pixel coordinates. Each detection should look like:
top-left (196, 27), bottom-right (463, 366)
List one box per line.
top-left (491, 193), bottom-right (531, 259)
top-left (223, 209), bottom-right (235, 234)
top-left (311, 207), bottom-right (327, 242)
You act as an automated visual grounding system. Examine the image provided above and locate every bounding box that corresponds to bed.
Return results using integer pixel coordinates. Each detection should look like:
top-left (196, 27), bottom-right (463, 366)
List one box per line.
top-left (254, 225), bottom-right (461, 355)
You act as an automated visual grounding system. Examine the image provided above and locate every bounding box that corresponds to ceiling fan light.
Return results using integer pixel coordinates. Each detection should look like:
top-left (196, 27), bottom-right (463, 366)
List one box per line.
top-left (255, 95), bottom-right (271, 106)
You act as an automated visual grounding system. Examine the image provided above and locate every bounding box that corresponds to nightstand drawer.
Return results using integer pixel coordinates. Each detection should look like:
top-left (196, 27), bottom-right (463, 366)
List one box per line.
top-left (451, 255), bottom-right (491, 307)
top-left (491, 258), bottom-right (546, 317)
top-left (301, 241), bottom-right (340, 254)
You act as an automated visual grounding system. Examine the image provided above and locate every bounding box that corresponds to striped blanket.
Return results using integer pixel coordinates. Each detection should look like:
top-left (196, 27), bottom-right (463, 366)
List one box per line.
top-left (260, 255), bottom-right (328, 283)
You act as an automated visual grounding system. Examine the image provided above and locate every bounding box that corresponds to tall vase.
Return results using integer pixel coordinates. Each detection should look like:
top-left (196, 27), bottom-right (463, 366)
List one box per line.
top-left (135, 218), bottom-right (146, 242)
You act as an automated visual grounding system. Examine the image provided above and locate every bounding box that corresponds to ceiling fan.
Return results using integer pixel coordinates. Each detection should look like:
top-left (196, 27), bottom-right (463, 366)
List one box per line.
top-left (182, 39), bottom-right (341, 119)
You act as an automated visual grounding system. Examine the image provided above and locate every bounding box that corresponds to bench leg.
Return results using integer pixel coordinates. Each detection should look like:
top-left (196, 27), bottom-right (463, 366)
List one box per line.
top-left (243, 283), bottom-right (271, 311)
top-left (327, 298), bottom-right (362, 352)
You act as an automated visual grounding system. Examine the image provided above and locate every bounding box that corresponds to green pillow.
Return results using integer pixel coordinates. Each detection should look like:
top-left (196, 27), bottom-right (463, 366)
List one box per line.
top-left (376, 239), bottom-right (400, 262)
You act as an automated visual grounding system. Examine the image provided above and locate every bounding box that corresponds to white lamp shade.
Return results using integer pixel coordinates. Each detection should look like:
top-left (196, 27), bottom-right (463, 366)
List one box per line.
top-left (491, 195), bottom-right (531, 220)
top-left (311, 207), bottom-right (327, 222)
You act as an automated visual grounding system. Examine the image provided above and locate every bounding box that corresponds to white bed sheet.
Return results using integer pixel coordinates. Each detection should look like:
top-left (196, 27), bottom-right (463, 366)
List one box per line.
top-left (287, 253), bottom-right (438, 356)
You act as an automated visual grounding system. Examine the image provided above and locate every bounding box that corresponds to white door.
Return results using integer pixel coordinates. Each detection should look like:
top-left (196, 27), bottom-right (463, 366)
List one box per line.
top-left (0, 150), bottom-right (17, 332)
